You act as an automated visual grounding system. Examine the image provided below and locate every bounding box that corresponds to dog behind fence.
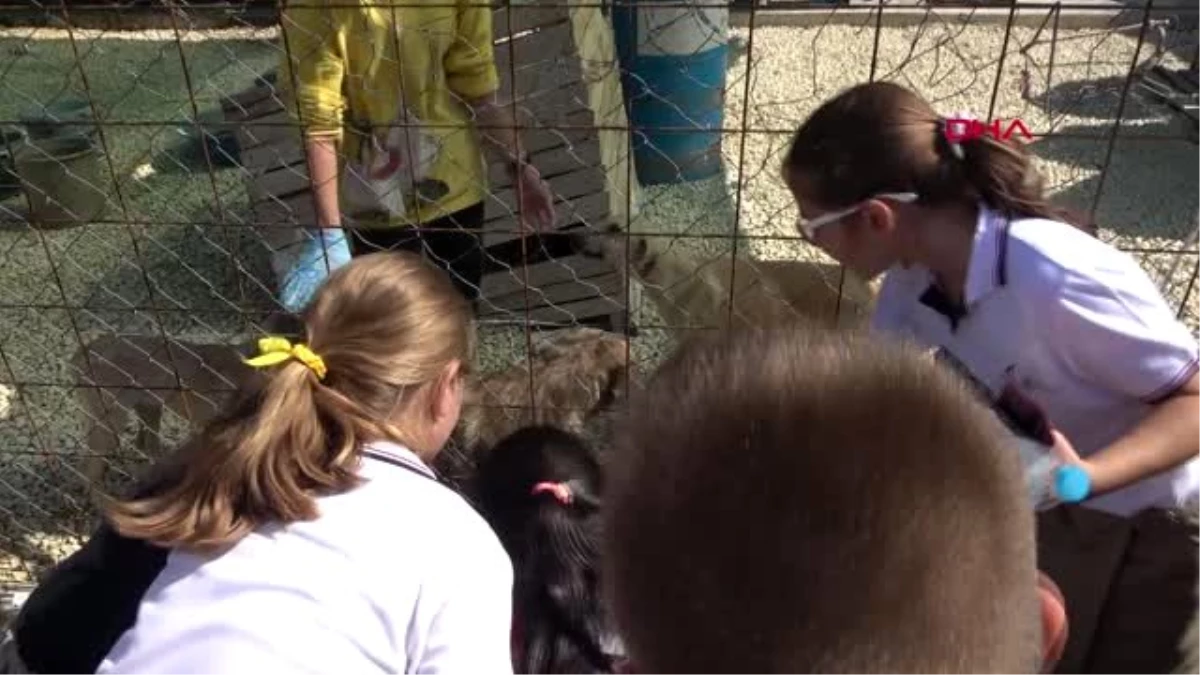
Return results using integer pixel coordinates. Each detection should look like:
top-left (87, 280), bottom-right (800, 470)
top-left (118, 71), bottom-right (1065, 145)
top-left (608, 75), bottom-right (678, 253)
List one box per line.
top-left (70, 327), bottom-right (631, 494)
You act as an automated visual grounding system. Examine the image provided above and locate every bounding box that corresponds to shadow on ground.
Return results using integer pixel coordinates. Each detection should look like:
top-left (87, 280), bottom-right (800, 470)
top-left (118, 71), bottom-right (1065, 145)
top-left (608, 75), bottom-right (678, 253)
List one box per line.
top-left (1033, 74), bottom-right (1174, 121)
top-left (149, 108), bottom-right (243, 177)
top-left (1032, 119), bottom-right (1197, 243)
top-left (77, 205), bottom-right (281, 337)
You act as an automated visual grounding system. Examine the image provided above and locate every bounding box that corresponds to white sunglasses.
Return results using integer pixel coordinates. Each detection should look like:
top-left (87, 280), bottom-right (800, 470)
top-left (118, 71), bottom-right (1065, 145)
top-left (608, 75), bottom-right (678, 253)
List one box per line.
top-left (797, 192), bottom-right (919, 240)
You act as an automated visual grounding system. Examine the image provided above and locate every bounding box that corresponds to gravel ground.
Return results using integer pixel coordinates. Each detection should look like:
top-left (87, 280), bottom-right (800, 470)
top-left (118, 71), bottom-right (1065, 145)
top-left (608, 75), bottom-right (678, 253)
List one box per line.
top-left (0, 34), bottom-right (282, 578)
top-left (0, 19), bottom-right (1197, 581)
top-left (654, 22), bottom-right (1198, 296)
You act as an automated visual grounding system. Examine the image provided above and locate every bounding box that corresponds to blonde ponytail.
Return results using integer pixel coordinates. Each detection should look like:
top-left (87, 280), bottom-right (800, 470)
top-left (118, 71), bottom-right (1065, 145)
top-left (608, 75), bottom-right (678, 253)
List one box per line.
top-left (107, 252), bottom-right (473, 552)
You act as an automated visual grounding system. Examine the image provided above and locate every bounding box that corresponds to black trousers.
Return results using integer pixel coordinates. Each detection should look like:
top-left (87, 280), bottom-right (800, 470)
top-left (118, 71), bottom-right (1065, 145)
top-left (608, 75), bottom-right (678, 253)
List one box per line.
top-left (1038, 504), bottom-right (1198, 674)
top-left (348, 202), bottom-right (486, 303)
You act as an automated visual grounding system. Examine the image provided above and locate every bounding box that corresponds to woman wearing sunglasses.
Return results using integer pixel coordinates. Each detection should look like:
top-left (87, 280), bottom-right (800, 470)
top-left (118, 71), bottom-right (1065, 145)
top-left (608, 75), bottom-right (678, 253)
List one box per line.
top-left (782, 81), bottom-right (1198, 519)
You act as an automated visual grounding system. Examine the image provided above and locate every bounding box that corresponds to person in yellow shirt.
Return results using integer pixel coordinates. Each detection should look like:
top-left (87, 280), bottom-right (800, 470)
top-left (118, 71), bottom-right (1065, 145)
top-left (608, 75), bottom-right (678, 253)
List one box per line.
top-left (276, 0), bottom-right (555, 312)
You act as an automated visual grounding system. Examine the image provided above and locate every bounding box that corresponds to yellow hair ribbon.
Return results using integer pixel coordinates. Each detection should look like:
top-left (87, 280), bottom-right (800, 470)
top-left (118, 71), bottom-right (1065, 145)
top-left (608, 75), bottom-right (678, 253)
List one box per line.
top-left (244, 336), bottom-right (328, 381)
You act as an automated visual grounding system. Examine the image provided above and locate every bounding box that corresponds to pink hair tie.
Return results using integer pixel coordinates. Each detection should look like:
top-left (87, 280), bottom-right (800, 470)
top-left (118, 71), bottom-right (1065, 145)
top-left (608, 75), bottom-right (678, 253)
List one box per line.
top-left (531, 481), bottom-right (573, 506)
top-left (941, 110), bottom-right (978, 160)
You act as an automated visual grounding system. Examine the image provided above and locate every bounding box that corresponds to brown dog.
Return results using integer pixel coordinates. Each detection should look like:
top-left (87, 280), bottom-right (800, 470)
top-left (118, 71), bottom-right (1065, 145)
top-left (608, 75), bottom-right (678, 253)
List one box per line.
top-left (460, 327), bottom-right (629, 453)
top-left (437, 327), bottom-right (631, 490)
top-left (70, 327), bottom-right (631, 493)
top-left (573, 224), bottom-right (876, 338)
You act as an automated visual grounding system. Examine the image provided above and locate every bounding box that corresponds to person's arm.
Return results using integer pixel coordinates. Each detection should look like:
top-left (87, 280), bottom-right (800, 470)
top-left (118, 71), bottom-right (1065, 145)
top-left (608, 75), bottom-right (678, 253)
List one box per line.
top-left (274, 4), bottom-right (353, 312)
top-left (442, 0), bottom-right (504, 159)
top-left (1041, 261), bottom-right (1200, 496)
top-left (279, 2), bottom-right (345, 228)
top-left (10, 434), bottom-right (190, 674)
top-left (305, 137), bottom-right (341, 229)
top-left (444, 3), bottom-right (554, 229)
top-left (468, 92), bottom-right (525, 168)
top-left (1063, 374), bottom-right (1199, 495)
top-left (468, 94), bottom-right (554, 229)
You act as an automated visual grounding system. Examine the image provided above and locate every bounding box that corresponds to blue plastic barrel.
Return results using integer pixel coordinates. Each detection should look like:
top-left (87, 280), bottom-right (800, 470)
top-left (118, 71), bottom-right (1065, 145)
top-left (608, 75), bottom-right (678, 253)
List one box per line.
top-left (612, 2), bottom-right (728, 185)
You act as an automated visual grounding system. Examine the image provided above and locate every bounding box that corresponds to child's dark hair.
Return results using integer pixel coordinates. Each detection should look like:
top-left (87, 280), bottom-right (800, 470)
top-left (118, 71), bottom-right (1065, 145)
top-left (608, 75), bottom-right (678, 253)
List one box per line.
top-left (785, 81), bottom-right (1095, 235)
top-left (472, 426), bottom-right (619, 674)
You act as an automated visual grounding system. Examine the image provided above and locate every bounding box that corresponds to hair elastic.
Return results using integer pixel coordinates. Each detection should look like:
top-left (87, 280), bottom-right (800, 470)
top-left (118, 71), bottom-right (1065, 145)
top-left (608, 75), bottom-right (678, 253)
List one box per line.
top-left (244, 336), bottom-right (328, 380)
top-left (531, 481), bottom-right (573, 506)
top-left (939, 111), bottom-right (978, 161)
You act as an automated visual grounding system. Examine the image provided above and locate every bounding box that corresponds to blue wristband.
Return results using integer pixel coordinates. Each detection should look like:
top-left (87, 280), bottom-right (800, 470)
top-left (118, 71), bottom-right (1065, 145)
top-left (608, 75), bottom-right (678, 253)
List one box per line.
top-left (1053, 465), bottom-right (1091, 504)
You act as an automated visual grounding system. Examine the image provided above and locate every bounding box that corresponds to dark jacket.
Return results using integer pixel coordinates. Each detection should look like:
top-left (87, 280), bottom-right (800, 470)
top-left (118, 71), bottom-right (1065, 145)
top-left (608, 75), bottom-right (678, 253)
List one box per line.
top-left (8, 450), bottom-right (187, 674)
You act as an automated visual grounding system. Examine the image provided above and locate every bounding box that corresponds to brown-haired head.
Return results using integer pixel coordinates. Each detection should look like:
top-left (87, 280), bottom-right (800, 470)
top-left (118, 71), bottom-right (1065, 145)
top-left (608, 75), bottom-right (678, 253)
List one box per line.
top-left (785, 81), bottom-right (1090, 221)
top-left (783, 83), bottom-right (1092, 276)
top-left (604, 327), bottom-right (1042, 673)
top-left (107, 252), bottom-right (473, 552)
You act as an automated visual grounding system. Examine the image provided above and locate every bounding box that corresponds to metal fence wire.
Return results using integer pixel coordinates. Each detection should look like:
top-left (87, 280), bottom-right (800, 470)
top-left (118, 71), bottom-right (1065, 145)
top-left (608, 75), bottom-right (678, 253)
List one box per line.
top-left (0, 0), bottom-right (1196, 585)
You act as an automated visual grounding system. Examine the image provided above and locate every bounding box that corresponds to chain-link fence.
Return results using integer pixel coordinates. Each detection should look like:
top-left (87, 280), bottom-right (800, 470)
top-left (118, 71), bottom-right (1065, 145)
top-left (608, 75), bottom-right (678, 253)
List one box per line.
top-left (0, 0), bottom-right (1196, 588)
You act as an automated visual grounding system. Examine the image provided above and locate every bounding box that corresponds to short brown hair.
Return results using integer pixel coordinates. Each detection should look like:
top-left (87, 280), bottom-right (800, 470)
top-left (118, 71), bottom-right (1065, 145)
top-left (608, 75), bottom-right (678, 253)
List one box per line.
top-left (604, 327), bottom-right (1039, 673)
top-left (108, 252), bottom-right (473, 552)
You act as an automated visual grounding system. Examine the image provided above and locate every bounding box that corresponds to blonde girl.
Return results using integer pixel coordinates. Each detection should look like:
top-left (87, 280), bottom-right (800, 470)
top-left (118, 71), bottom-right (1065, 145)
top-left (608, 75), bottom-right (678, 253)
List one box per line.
top-left (87, 252), bottom-right (512, 673)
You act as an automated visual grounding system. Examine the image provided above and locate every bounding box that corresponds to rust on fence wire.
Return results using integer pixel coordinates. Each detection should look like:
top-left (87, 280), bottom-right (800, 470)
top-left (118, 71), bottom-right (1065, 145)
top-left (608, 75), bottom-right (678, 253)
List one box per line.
top-left (0, 0), bottom-right (1196, 583)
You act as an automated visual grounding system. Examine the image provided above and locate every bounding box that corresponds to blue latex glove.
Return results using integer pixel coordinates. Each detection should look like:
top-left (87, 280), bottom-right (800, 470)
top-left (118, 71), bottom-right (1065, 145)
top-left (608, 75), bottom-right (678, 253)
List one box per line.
top-left (279, 228), bottom-right (353, 313)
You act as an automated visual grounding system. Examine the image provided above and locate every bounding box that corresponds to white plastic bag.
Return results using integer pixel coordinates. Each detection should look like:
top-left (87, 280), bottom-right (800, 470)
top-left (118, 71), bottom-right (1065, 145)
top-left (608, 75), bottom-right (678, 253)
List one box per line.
top-left (342, 107), bottom-right (442, 221)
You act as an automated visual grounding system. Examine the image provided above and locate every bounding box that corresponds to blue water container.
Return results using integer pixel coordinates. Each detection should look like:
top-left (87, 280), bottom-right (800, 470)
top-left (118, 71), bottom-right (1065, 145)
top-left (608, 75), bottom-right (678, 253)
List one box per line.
top-left (612, 2), bottom-right (729, 185)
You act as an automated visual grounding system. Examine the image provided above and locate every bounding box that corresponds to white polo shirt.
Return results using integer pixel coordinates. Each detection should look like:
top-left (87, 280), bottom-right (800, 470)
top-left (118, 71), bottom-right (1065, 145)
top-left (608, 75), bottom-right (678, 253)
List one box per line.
top-left (97, 442), bottom-right (514, 674)
top-left (872, 205), bottom-right (1199, 516)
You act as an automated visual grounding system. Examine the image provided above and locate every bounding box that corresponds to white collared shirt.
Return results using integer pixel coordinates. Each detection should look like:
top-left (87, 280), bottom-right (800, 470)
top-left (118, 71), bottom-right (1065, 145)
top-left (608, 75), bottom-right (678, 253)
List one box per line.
top-left (97, 442), bottom-right (514, 674)
top-left (872, 206), bottom-right (1199, 516)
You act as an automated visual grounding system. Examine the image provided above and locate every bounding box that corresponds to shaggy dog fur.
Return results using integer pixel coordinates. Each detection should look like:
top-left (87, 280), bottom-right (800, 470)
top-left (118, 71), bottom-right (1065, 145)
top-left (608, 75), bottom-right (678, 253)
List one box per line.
top-left (436, 328), bottom-right (631, 490)
top-left (573, 224), bottom-right (877, 336)
top-left (69, 328), bottom-right (630, 493)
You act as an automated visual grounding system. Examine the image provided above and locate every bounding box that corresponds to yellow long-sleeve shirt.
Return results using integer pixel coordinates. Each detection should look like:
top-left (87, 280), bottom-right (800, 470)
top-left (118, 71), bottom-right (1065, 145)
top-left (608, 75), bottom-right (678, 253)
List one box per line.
top-left (279, 0), bottom-right (500, 225)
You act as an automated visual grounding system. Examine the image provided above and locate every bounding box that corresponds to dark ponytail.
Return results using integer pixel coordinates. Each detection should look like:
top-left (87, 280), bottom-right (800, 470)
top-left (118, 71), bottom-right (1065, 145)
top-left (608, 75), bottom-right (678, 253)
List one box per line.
top-left (785, 82), bottom-right (1095, 236)
top-left (473, 426), bottom-right (619, 674)
top-left (950, 125), bottom-right (1096, 236)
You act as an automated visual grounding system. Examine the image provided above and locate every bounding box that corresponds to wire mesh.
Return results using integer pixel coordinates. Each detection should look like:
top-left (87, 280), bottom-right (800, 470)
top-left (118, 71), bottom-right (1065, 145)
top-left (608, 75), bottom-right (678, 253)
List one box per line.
top-left (0, 0), bottom-right (1196, 584)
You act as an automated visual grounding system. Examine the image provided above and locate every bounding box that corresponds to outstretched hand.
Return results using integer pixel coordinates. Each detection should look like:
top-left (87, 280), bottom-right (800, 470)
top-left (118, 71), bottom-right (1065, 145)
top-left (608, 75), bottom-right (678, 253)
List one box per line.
top-left (999, 371), bottom-right (1092, 477)
top-left (514, 163), bottom-right (555, 231)
top-left (1048, 428), bottom-right (1094, 481)
top-left (279, 228), bottom-right (353, 314)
